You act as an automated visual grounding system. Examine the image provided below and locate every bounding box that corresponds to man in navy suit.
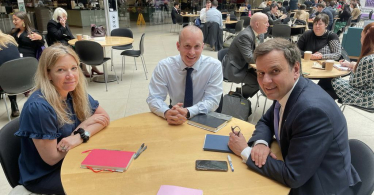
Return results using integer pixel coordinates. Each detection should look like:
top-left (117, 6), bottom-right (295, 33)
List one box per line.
top-left (171, 2), bottom-right (180, 24)
top-left (228, 39), bottom-right (361, 194)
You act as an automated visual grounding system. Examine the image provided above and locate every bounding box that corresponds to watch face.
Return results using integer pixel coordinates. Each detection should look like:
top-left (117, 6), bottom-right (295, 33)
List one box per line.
top-left (84, 131), bottom-right (91, 137)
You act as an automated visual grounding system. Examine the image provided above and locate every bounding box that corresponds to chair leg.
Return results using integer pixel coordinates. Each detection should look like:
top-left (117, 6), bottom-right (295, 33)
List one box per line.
top-left (112, 62), bottom-right (119, 84)
top-left (141, 55), bottom-right (148, 80)
top-left (103, 64), bottom-right (108, 92)
top-left (121, 55), bottom-right (125, 81)
top-left (3, 95), bottom-right (11, 121)
top-left (133, 57), bottom-right (138, 70)
top-left (251, 92), bottom-right (260, 123)
top-left (111, 48), bottom-right (114, 71)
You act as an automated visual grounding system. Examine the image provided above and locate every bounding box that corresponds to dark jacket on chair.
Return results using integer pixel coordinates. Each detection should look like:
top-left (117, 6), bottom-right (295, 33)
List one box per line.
top-left (203, 21), bottom-right (223, 51)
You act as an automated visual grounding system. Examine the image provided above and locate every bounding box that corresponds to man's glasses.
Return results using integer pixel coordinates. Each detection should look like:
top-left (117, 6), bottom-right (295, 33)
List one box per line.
top-left (231, 126), bottom-right (241, 136)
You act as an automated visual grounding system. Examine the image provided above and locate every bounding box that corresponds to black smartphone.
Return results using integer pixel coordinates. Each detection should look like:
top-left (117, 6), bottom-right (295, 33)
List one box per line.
top-left (195, 160), bottom-right (228, 172)
top-left (57, 16), bottom-right (61, 21)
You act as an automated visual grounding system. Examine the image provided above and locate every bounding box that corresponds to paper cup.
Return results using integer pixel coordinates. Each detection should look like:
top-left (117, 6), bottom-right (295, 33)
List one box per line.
top-left (76, 34), bottom-right (83, 40)
top-left (304, 51), bottom-right (312, 61)
top-left (325, 60), bottom-right (334, 71)
top-left (83, 35), bottom-right (89, 40)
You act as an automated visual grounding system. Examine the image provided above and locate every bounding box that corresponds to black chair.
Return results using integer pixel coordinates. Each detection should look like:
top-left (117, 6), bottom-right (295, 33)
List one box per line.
top-left (174, 14), bottom-right (186, 32)
top-left (351, 14), bottom-right (362, 27)
top-left (120, 33), bottom-right (148, 80)
top-left (369, 10), bottom-right (373, 20)
top-left (343, 16), bottom-right (353, 33)
top-left (241, 16), bottom-right (251, 28)
top-left (0, 117), bottom-right (21, 188)
top-left (110, 28), bottom-right (134, 73)
top-left (331, 18), bottom-right (338, 33)
top-left (0, 57), bottom-right (38, 121)
top-left (349, 139), bottom-right (374, 195)
top-left (218, 48), bottom-right (229, 62)
top-left (75, 40), bottom-right (114, 91)
top-left (272, 24), bottom-right (291, 40)
top-left (224, 20), bottom-right (244, 38)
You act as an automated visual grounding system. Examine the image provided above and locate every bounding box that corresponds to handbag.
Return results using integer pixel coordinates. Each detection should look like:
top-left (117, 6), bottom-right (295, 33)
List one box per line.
top-left (91, 24), bottom-right (106, 37)
top-left (221, 91), bottom-right (252, 121)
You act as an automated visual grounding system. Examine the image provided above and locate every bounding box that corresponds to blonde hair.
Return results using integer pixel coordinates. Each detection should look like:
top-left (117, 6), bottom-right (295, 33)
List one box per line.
top-left (53, 7), bottom-right (68, 22)
top-left (34, 43), bottom-right (91, 126)
top-left (0, 30), bottom-right (18, 50)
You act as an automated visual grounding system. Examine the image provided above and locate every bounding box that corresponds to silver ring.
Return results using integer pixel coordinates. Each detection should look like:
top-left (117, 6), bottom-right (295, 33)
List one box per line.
top-left (61, 146), bottom-right (66, 150)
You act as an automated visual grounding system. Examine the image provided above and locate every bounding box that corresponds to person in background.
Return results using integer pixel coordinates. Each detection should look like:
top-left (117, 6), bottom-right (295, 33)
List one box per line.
top-left (15, 43), bottom-right (109, 194)
top-left (277, 1), bottom-right (287, 14)
top-left (330, 23), bottom-right (374, 108)
top-left (200, 0), bottom-right (211, 24)
top-left (47, 7), bottom-right (103, 78)
top-left (350, 2), bottom-right (361, 23)
top-left (325, 1), bottom-right (336, 17)
top-left (304, 0), bottom-right (313, 8)
top-left (206, 0), bottom-right (223, 28)
top-left (228, 38), bottom-right (361, 195)
top-left (315, 3), bottom-right (333, 30)
top-left (258, 0), bottom-right (267, 8)
top-left (0, 30), bottom-right (21, 117)
top-left (10, 11), bottom-right (44, 58)
top-left (294, 4), bottom-right (310, 29)
top-left (333, 3), bottom-right (351, 34)
top-left (147, 26), bottom-right (222, 125)
top-left (298, 13), bottom-right (341, 61)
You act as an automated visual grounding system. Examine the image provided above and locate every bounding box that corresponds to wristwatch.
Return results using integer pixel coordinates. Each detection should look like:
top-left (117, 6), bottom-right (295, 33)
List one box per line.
top-left (74, 128), bottom-right (90, 143)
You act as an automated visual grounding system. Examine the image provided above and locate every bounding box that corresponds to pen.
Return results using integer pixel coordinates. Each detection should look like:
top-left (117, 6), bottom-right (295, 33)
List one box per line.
top-left (134, 143), bottom-right (144, 158)
top-left (227, 155), bottom-right (234, 172)
top-left (134, 145), bottom-right (147, 159)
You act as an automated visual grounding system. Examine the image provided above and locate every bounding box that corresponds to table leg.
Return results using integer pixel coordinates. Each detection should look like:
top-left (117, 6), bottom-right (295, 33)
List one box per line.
top-left (92, 47), bottom-right (118, 83)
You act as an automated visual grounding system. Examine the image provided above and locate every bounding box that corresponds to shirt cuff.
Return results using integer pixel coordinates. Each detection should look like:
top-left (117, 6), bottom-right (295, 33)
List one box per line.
top-left (240, 146), bottom-right (252, 163)
top-left (254, 140), bottom-right (269, 147)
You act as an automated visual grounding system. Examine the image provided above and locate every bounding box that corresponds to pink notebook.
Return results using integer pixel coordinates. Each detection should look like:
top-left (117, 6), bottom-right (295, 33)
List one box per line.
top-left (81, 149), bottom-right (135, 172)
top-left (157, 185), bottom-right (203, 195)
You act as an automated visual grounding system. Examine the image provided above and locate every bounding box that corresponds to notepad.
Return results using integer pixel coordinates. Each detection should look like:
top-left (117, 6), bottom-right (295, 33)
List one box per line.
top-left (81, 149), bottom-right (135, 172)
top-left (157, 185), bottom-right (203, 195)
top-left (188, 114), bottom-right (228, 133)
top-left (203, 134), bottom-right (233, 153)
top-left (333, 64), bottom-right (349, 71)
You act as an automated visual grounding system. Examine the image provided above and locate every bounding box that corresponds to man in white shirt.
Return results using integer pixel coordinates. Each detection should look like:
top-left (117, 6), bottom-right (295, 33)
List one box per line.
top-left (147, 25), bottom-right (223, 125)
top-left (200, 0), bottom-right (211, 24)
top-left (206, 0), bottom-right (223, 28)
top-left (227, 38), bottom-right (361, 194)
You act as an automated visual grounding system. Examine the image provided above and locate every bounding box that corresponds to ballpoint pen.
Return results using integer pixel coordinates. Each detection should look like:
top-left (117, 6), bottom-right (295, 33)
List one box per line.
top-left (134, 143), bottom-right (144, 158)
top-left (231, 126), bottom-right (241, 137)
top-left (227, 155), bottom-right (234, 172)
top-left (134, 145), bottom-right (147, 159)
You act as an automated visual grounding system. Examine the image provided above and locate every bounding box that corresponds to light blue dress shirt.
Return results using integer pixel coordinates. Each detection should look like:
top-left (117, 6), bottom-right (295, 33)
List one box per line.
top-left (206, 7), bottom-right (223, 28)
top-left (147, 54), bottom-right (223, 118)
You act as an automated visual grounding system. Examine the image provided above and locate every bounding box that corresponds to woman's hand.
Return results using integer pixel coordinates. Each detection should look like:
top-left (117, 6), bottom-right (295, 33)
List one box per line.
top-left (59, 17), bottom-right (66, 27)
top-left (27, 32), bottom-right (42, 41)
top-left (311, 52), bottom-right (322, 60)
top-left (340, 60), bottom-right (356, 71)
top-left (57, 134), bottom-right (82, 152)
top-left (74, 113), bottom-right (109, 132)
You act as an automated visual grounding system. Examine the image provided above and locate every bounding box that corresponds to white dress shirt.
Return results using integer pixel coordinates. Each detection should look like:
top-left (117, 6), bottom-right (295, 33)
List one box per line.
top-left (200, 8), bottom-right (208, 23)
top-left (240, 78), bottom-right (300, 163)
top-left (206, 7), bottom-right (223, 28)
top-left (146, 54), bottom-right (223, 119)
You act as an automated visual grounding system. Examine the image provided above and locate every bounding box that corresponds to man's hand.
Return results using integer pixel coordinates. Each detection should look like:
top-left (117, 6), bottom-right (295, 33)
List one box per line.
top-left (251, 144), bottom-right (273, 168)
top-left (171, 103), bottom-right (188, 117)
top-left (165, 108), bottom-right (187, 125)
top-left (228, 132), bottom-right (248, 156)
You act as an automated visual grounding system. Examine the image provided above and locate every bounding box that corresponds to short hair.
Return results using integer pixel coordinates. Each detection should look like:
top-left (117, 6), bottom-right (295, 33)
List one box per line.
top-left (212, 0), bottom-right (218, 6)
top-left (313, 13), bottom-right (329, 26)
top-left (300, 4), bottom-right (306, 10)
top-left (254, 38), bottom-right (301, 70)
top-left (316, 3), bottom-right (325, 8)
top-left (206, 0), bottom-right (211, 4)
top-left (270, 3), bottom-right (278, 9)
top-left (277, 1), bottom-right (282, 4)
top-left (35, 43), bottom-right (91, 126)
top-left (174, 2), bottom-right (179, 6)
top-left (351, 2), bottom-right (357, 8)
top-left (53, 7), bottom-right (67, 22)
top-left (329, 1), bottom-right (335, 6)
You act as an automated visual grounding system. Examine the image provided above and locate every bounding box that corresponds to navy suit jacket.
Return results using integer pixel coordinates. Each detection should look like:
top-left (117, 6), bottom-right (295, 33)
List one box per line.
top-left (247, 77), bottom-right (361, 195)
top-left (171, 7), bottom-right (180, 24)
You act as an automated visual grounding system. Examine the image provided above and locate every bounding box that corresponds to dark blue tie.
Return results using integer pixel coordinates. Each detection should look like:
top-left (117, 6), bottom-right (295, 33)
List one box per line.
top-left (274, 101), bottom-right (281, 146)
top-left (184, 68), bottom-right (194, 107)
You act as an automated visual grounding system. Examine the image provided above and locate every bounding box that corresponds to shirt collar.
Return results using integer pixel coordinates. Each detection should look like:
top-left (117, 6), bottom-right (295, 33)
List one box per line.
top-left (178, 55), bottom-right (202, 71)
top-left (278, 77), bottom-right (299, 108)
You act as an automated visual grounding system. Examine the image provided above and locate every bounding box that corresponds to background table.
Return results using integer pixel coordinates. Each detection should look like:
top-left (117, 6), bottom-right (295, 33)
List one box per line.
top-left (61, 113), bottom-right (290, 195)
top-left (251, 59), bottom-right (350, 79)
top-left (68, 36), bottom-right (134, 83)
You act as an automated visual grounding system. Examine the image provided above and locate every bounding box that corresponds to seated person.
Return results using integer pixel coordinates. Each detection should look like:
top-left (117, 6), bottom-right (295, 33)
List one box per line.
top-left (293, 4), bottom-right (310, 30)
top-left (146, 26), bottom-right (223, 125)
top-left (277, 1), bottom-right (287, 14)
top-left (334, 3), bottom-right (351, 34)
top-left (199, 0), bottom-right (211, 24)
top-left (222, 13), bottom-right (269, 97)
top-left (331, 23), bottom-right (374, 108)
top-left (47, 7), bottom-right (103, 77)
top-left (258, 0), bottom-right (267, 8)
top-left (15, 44), bottom-right (110, 194)
top-left (325, 1), bottom-right (336, 17)
top-left (206, 0), bottom-right (223, 29)
top-left (228, 38), bottom-right (361, 194)
top-left (10, 11), bottom-right (45, 58)
top-left (350, 2), bottom-right (361, 23)
top-left (314, 3), bottom-right (333, 30)
top-left (297, 13), bottom-right (341, 61)
top-left (266, 3), bottom-right (288, 35)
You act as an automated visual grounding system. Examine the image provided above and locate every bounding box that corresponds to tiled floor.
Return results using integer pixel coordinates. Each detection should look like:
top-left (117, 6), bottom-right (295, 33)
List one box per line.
top-left (0, 21), bottom-right (373, 194)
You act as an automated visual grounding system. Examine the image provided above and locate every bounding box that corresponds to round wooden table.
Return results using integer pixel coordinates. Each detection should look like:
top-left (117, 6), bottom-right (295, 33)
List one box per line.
top-left (68, 36), bottom-right (134, 83)
top-left (61, 113), bottom-right (289, 195)
top-left (251, 59), bottom-right (351, 79)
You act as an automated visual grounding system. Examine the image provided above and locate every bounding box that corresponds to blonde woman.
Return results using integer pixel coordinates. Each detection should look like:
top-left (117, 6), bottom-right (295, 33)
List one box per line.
top-left (0, 30), bottom-right (21, 117)
top-left (47, 7), bottom-right (103, 77)
top-left (10, 11), bottom-right (45, 58)
top-left (14, 43), bottom-right (109, 194)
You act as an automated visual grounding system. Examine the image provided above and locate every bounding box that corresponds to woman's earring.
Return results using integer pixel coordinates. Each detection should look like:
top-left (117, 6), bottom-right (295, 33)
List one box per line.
top-left (22, 23), bottom-right (25, 27)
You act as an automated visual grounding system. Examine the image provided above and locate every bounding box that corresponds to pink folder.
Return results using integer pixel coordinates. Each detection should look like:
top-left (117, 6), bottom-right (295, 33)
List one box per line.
top-left (157, 185), bottom-right (203, 195)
